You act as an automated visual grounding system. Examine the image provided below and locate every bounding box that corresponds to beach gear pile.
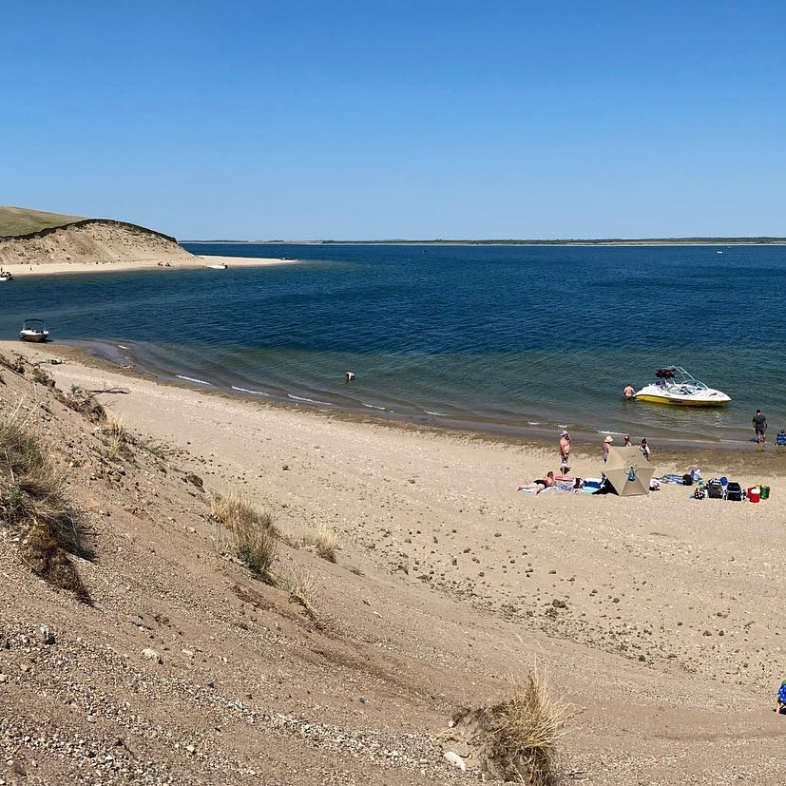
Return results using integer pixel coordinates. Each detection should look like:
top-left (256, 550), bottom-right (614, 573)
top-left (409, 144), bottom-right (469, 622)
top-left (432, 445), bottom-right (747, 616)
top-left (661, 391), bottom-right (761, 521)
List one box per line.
top-left (690, 477), bottom-right (771, 502)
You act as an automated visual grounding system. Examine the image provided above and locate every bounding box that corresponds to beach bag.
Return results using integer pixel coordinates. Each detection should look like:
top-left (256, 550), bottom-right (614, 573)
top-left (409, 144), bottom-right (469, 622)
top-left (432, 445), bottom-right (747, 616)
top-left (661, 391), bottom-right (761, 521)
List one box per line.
top-left (779, 683), bottom-right (786, 704)
top-left (682, 473), bottom-right (693, 486)
top-left (726, 482), bottom-right (743, 502)
top-left (707, 479), bottom-right (724, 499)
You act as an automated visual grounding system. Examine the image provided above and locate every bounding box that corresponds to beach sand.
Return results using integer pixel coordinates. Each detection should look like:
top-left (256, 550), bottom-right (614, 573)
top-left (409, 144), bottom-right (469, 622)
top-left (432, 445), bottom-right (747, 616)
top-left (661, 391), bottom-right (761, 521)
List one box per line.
top-left (1, 254), bottom-right (296, 277)
top-left (2, 339), bottom-right (785, 782)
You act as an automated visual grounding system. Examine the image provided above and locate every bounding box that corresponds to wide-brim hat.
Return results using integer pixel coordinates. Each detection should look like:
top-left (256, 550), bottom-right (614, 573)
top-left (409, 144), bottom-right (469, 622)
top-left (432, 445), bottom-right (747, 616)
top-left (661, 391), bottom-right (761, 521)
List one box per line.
top-left (604, 435), bottom-right (614, 443)
top-left (560, 430), bottom-right (569, 437)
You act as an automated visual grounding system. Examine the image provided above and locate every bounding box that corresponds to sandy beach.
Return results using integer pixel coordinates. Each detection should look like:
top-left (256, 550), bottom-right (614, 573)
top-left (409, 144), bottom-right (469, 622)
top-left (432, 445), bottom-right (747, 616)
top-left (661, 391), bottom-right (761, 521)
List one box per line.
top-left (2, 339), bottom-right (785, 783)
top-left (0, 254), bottom-right (297, 277)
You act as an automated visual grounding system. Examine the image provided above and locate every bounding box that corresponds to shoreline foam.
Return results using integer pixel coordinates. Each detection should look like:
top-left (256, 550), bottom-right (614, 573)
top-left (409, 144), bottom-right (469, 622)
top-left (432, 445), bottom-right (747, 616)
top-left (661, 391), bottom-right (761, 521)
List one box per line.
top-left (4, 338), bottom-right (784, 472)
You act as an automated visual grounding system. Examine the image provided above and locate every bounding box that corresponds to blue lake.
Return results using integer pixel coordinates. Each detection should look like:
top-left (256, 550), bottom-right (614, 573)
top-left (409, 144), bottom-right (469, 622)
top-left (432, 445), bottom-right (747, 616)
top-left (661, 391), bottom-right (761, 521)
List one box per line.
top-left (1, 242), bottom-right (783, 445)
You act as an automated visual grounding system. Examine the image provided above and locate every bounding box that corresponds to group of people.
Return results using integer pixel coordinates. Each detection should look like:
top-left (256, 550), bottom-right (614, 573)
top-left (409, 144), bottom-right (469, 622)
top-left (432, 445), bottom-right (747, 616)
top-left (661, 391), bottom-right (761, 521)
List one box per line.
top-left (560, 430), bottom-right (650, 474)
top-left (518, 429), bottom-right (652, 494)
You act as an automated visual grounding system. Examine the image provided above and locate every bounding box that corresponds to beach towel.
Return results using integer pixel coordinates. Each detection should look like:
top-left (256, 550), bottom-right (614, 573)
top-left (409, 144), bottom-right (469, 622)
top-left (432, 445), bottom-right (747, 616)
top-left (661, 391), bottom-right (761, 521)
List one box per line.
top-left (517, 486), bottom-right (555, 494)
top-left (657, 474), bottom-right (689, 485)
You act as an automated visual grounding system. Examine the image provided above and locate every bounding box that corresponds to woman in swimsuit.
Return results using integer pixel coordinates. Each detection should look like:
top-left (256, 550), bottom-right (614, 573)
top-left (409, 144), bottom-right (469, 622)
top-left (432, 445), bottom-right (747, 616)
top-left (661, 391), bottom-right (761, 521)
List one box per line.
top-left (517, 471), bottom-right (555, 494)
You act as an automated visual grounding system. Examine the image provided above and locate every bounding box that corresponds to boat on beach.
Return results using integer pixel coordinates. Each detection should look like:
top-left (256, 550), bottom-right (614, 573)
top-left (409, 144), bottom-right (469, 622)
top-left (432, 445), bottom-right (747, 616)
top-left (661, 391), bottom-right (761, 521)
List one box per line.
top-left (206, 263), bottom-right (228, 270)
top-left (19, 318), bottom-right (50, 343)
top-left (0, 271), bottom-right (13, 282)
top-left (634, 366), bottom-right (731, 407)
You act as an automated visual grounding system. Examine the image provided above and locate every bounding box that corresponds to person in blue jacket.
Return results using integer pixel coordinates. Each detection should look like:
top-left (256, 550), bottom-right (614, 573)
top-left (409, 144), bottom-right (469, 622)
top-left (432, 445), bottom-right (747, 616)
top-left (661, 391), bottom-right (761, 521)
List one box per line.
top-left (775, 679), bottom-right (786, 714)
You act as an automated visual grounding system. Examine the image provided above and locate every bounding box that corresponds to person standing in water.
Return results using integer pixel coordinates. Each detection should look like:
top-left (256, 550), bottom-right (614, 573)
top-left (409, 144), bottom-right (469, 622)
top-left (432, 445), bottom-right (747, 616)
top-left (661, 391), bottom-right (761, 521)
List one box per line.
top-left (559, 431), bottom-right (571, 474)
top-left (623, 384), bottom-right (635, 399)
top-left (752, 409), bottom-right (767, 444)
top-left (344, 371), bottom-right (355, 384)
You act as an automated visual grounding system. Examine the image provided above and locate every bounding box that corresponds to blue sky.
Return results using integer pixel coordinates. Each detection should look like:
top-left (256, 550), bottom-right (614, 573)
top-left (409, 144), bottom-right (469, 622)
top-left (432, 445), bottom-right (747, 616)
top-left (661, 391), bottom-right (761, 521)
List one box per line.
top-left (2, 0), bottom-right (785, 239)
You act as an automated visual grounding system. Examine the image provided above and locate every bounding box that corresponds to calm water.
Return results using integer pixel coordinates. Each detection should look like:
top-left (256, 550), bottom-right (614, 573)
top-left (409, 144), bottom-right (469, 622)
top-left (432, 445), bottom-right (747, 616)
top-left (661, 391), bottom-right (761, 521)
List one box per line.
top-left (1, 243), bottom-right (784, 445)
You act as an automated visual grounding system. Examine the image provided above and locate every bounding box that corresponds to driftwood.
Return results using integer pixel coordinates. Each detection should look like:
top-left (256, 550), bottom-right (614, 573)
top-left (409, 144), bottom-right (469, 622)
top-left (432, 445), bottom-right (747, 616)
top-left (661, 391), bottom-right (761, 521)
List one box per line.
top-left (87, 387), bottom-right (130, 395)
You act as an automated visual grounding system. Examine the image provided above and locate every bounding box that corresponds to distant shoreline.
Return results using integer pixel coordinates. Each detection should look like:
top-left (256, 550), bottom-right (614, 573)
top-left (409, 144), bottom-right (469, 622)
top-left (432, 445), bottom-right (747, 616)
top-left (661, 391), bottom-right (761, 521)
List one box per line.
top-left (183, 238), bottom-right (786, 246)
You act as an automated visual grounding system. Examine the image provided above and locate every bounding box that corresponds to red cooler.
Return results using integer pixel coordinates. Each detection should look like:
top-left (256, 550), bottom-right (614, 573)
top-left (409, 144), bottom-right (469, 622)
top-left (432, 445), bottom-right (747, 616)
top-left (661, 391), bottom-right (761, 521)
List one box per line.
top-left (748, 487), bottom-right (761, 503)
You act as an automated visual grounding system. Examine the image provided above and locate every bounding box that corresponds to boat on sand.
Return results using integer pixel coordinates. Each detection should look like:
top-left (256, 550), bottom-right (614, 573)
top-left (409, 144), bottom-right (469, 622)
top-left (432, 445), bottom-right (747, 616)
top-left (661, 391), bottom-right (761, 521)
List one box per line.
top-left (634, 366), bottom-right (730, 407)
top-left (19, 319), bottom-right (50, 343)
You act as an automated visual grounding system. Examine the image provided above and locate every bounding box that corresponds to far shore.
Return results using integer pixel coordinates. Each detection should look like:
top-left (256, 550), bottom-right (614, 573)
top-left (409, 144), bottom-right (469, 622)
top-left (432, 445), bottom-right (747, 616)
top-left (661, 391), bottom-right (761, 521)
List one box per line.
top-left (0, 254), bottom-right (298, 277)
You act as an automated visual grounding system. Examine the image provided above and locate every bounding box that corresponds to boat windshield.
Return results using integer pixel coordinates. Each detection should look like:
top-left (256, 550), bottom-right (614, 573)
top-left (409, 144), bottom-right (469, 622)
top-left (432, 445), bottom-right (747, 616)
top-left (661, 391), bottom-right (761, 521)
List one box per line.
top-left (654, 366), bottom-right (708, 390)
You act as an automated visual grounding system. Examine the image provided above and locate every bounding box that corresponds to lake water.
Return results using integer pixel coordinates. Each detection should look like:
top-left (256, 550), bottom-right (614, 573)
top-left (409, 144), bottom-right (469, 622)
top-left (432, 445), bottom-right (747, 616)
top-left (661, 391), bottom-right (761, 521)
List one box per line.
top-left (1, 243), bottom-right (784, 446)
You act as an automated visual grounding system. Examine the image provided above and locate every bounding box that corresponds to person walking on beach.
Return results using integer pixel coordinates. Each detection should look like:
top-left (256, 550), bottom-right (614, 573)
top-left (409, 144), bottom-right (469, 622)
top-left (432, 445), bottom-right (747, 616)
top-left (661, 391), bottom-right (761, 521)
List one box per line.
top-left (602, 435), bottom-right (613, 461)
top-left (752, 409), bottom-right (767, 444)
top-left (623, 434), bottom-right (632, 447)
top-left (559, 431), bottom-right (571, 474)
top-left (640, 438), bottom-right (651, 461)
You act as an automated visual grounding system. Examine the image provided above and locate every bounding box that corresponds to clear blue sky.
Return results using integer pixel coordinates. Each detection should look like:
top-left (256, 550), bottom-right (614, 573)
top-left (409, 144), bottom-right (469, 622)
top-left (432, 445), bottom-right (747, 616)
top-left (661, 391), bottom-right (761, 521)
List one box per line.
top-left (2, 0), bottom-right (785, 239)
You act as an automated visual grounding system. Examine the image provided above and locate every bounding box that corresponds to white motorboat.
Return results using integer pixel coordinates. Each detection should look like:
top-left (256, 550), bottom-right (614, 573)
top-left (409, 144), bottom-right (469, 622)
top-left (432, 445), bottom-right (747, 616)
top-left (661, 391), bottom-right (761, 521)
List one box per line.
top-left (0, 271), bottom-right (13, 282)
top-left (19, 318), bottom-right (50, 343)
top-left (634, 366), bottom-right (730, 407)
top-left (206, 263), bottom-right (228, 270)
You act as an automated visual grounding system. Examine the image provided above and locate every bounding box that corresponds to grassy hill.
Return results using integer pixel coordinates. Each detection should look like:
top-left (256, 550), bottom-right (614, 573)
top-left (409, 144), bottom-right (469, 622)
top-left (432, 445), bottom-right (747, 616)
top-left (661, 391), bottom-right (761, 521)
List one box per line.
top-left (0, 205), bottom-right (83, 238)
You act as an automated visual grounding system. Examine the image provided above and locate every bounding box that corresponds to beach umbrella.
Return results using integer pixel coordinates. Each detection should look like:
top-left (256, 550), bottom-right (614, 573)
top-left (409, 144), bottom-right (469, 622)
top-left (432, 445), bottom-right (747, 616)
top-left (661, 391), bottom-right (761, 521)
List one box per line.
top-left (604, 446), bottom-right (654, 496)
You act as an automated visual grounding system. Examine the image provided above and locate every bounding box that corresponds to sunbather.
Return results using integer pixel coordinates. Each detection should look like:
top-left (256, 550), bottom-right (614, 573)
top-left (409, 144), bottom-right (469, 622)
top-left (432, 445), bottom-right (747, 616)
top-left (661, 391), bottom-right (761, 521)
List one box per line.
top-left (517, 471), bottom-right (555, 494)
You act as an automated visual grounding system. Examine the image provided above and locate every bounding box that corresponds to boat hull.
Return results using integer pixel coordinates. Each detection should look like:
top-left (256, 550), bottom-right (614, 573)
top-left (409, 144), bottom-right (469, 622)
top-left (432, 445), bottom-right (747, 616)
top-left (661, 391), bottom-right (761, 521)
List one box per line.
top-left (635, 392), bottom-right (730, 407)
top-left (19, 331), bottom-right (49, 343)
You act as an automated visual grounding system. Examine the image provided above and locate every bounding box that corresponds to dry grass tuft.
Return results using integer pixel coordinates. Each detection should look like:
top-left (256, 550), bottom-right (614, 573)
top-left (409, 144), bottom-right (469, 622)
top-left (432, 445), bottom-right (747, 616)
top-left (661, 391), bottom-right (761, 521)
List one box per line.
top-left (232, 517), bottom-right (278, 580)
top-left (279, 568), bottom-right (318, 618)
top-left (447, 672), bottom-right (571, 785)
top-left (212, 494), bottom-right (278, 581)
top-left (101, 415), bottom-right (131, 460)
top-left (303, 523), bottom-right (338, 562)
top-left (61, 385), bottom-right (106, 424)
top-left (31, 365), bottom-right (56, 388)
top-left (0, 352), bottom-right (26, 375)
top-left (0, 413), bottom-right (92, 602)
top-left (210, 493), bottom-right (278, 537)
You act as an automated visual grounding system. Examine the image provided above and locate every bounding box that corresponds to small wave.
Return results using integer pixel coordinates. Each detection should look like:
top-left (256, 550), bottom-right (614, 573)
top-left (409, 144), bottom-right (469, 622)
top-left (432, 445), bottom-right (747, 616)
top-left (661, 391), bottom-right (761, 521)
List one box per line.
top-left (231, 385), bottom-right (270, 397)
top-left (118, 344), bottom-right (129, 350)
top-left (288, 394), bottom-right (333, 406)
top-left (362, 402), bottom-right (386, 411)
top-left (176, 374), bottom-right (213, 386)
top-left (527, 421), bottom-right (540, 425)
top-left (425, 410), bottom-right (448, 417)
